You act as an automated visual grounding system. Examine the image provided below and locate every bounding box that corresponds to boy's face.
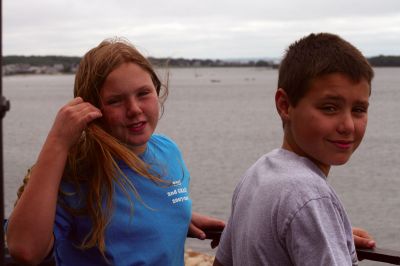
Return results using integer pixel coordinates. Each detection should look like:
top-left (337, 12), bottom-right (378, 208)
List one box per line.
top-left (281, 73), bottom-right (370, 175)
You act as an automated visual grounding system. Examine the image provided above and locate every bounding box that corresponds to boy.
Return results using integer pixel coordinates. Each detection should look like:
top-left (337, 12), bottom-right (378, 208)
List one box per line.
top-left (214, 33), bottom-right (374, 265)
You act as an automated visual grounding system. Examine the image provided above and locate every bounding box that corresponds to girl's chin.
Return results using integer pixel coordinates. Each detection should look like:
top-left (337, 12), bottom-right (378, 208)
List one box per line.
top-left (124, 143), bottom-right (147, 155)
top-left (123, 139), bottom-right (150, 154)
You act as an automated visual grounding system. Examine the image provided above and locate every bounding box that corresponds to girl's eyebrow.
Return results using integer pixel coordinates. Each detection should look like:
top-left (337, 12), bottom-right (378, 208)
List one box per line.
top-left (102, 90), bottom-right (126, 98)
top-left (105, 93), bottom-right (123, 97)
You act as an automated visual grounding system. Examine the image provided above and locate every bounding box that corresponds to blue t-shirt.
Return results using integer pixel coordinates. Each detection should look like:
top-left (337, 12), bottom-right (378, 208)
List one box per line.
top-left (53, 134), bottom-right (192, 266)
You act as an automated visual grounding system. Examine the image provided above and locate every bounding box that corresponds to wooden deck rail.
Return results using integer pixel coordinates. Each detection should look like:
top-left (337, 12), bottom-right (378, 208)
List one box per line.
top-left (357, 247), bottom-right (400, 265)
top-left (4, 244), bottom-right (400, 265)
top-left (201, 230), bottom-right (400, 265)
top-left (4, 230), bottom-right (400, 265)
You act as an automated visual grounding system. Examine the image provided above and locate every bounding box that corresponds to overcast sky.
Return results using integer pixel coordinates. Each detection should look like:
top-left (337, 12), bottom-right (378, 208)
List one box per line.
top-left (3, 0), bottom-right (400, 59)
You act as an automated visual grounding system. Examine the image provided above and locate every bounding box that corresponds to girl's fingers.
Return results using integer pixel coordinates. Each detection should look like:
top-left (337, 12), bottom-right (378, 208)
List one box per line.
top-left (67, 97), bottom-right (84, 105)
top-left (49, 98), bottom-right (102, 148)
top-left (63, 98), bottom-right (102, 125)
top-left (188, 223), bottom-right (206, 240)
top-left (76, 103), bottom-right (102, 124)
top-left (352, 227), bottom-right (376, 249)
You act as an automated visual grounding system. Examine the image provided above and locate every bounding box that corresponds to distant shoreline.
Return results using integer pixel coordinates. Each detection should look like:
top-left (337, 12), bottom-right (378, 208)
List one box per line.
top-left (2, 55), bottom-right (400, 76)
top-left (2, 65), bottom-right (399, 77)
top-left (1, 55), bottom-right (277, 76)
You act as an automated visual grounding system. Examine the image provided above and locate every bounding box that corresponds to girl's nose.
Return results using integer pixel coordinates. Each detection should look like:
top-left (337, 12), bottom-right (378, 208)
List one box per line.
top-left (126, 98), bottom-right (142, 117)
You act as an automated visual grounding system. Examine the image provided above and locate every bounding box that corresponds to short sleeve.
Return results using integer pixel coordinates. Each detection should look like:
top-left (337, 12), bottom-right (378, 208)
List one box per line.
top-left (215, 182), bottom-right (244, 266)
top-left (284, 197), bottom-right (357, 266)
top-left (53, 203), bottom-right (73, 241)
top-left (215, 215), bottom-right (233, 266)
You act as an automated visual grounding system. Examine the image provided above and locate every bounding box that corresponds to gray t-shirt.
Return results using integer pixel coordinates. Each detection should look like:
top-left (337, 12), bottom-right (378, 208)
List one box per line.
top-left (216, 148), bottom-right (358, 266)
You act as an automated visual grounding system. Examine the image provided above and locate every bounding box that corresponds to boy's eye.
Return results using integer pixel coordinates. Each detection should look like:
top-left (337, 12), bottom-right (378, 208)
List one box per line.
top-left (353, 106), bottom-right (368, 114)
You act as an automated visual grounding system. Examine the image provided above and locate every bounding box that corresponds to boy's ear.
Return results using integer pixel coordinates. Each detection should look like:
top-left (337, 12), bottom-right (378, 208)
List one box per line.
top-left (275, 88), bottom-right (290, 121)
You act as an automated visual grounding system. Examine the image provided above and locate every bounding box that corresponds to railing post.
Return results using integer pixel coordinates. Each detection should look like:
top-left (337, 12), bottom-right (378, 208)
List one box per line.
top-left (0, 0), bottom-right (4, 262)
top-left (1, 0), bottom-right (12, 264)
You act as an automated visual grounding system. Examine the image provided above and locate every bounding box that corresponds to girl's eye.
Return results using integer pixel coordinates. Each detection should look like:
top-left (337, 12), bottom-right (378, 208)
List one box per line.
top-left (138, 90), bottom-right (150, 97)
top-left (321, 105), bottom-right (337, 113)
top-left (106, 98), bottom-right (122, 105)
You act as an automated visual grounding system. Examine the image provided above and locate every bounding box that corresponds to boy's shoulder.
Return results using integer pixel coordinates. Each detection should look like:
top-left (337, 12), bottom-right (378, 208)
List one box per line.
top-left (247, 148), bottom-right (325, 182)
top-left (238, 148), bottom-right (336, 204)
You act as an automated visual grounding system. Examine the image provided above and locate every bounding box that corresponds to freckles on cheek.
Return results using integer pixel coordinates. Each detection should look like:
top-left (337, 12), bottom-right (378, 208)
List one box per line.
top-left (100, 112), bottom-right (118, 128)
top-left (105, 117), bottom-right (118, 127)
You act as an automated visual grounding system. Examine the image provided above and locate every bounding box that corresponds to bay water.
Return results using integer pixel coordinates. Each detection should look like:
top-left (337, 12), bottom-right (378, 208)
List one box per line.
top-left (3, 67), bottom-right (399, 265)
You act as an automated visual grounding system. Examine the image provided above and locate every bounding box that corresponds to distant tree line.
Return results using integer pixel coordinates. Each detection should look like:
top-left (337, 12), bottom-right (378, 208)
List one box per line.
top-left (2, 55), bottom-right (400, 69)
top-left (2, 55), bottom-right (274, 69)
top-left (147, 57), bottom-right (274, 67)
top-left (367, 55), bottom-right (400, 67)
top-left (2, 55), bottom-right (81, 66)
top-left (2, 55), bottom-right (82, 73)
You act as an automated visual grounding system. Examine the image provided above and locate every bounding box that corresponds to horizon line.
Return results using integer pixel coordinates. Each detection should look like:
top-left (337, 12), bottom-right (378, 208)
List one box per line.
top-left (3, 54), bottom-right (400, 60)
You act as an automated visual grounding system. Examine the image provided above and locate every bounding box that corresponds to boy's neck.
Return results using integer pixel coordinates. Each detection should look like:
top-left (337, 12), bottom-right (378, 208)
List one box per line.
top-left (281, 140), bottom-right (330, 176)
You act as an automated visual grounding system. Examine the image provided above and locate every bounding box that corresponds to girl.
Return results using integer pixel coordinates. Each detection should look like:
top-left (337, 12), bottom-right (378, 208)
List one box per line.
top-left (6, 38), bottom-right (224, 265)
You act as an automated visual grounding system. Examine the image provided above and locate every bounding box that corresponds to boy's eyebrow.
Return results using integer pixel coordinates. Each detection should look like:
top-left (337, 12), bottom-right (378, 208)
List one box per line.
top-left (322, 95), bottom-right (369, 105)
top-left (355, 100), bottom-right (369, 107)
top-left (319, 95), bottom-right (346, 103)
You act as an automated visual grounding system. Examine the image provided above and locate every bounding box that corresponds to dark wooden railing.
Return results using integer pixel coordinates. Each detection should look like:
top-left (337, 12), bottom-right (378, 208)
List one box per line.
top-left (201, 230), bottom-right (400, 265)
top-left (4, 245), bottom-right (400, 265)
top-left (357, 247), bottom-right (400, 265)
top-left (3, 230), bottom-right (400, 265)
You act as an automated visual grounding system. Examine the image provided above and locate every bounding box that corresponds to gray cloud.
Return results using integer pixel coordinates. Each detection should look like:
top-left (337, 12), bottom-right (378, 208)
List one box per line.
top-left (4, 0), bottom-right (400, 58)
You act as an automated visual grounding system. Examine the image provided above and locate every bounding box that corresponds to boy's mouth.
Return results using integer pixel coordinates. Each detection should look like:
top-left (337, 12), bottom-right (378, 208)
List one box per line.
top-left (330, 140), bottom-right (353, 149)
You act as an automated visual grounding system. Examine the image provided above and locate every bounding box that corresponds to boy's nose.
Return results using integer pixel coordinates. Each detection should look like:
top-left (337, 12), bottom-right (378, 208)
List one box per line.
top-left (337, 112), bottom-right (355, 135)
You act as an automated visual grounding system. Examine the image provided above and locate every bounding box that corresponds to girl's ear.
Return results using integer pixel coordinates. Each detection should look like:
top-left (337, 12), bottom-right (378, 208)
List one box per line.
top-left (275, 88), bottom-right (290, 122)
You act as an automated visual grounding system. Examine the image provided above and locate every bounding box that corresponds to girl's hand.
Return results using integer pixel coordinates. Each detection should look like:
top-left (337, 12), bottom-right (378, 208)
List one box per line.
top-left (353, 227), bottom-right (376, 249)
top-left (188, 212), bottom-right (226, 249)
top-left (5, 97), bottom-right (102, 265)
top-left (47, 97), bottom-right (102, 150)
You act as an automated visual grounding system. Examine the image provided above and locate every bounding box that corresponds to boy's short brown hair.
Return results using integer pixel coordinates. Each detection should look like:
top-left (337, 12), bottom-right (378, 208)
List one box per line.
top-left (278, 33), bottom-right (374, 106)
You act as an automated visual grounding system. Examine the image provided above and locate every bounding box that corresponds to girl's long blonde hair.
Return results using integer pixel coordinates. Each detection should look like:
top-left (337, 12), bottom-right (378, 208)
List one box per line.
top-left (17, 38), bottom-right (169, 255)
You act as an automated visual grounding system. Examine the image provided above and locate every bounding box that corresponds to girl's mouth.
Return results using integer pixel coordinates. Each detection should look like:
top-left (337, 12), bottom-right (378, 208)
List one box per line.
top-left (128, 122), bottom-right (146, 132)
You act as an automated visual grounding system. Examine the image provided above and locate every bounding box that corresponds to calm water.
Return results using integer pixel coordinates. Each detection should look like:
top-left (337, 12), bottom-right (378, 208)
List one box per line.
top-left (3, 68), bottom-right (400, 265)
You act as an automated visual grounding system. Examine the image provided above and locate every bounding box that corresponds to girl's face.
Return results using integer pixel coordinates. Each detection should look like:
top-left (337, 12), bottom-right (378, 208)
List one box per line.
top-left (100, 62), bottom-right (159, 154)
